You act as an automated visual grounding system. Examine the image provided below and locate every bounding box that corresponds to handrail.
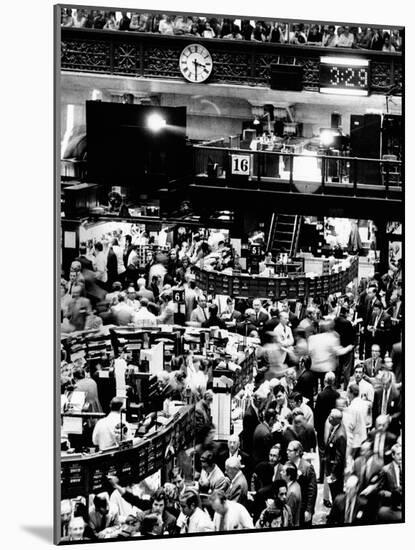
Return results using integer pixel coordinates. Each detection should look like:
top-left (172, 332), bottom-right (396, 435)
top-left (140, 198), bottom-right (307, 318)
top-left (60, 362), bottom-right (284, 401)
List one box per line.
top-left (193, 144), bottom-right (402, 164)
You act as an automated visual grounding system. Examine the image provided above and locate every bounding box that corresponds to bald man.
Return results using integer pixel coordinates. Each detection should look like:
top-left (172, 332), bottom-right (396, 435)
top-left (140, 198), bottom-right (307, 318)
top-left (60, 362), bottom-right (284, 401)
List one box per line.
top-left (225, 456), bottom-right (249, 504)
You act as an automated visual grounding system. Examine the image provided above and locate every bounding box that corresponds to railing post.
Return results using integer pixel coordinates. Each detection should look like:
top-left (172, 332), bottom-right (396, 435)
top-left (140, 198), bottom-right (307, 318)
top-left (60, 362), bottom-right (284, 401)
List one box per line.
top-left (353, 158), bottom-right (357, 197)
top-left (321, 156), bottom-right (325, 195)
top-left (257, 152), bottom-right (261, 185)
top-left (385, 161), bottom-right (390, 198)
top-left (289, 155), bottom-right (294, 192)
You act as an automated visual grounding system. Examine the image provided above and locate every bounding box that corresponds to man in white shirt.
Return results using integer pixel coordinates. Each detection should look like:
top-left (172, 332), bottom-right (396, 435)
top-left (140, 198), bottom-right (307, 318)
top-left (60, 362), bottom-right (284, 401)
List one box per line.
top-left (210, 490), bottom-right (254, 531)
top-left (190, 295), bottom-right (209, 326)
top-left (337, 26), bottom-right (354, 47)
top-left (273, 311), bottom-right (294, 363)
top-left (132, 298), bottom-right (157, 327)
top-left (125, 287), bottom-right (140, 312)
top-left (343, 384), bottom-right (367, 458)
top-left (177, 489), bottom-right (213, 533)
top-left (348, 364), bottom-right (374, 429)
top-left (92, 397), bottom-right (125, 450)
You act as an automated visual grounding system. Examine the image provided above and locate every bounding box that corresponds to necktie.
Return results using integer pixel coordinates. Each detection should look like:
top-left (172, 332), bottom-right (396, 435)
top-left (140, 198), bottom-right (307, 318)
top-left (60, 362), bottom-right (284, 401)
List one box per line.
top-left (381, 390), bottom-right (388, 415)
top-left (399, 466), bottom-right (402, 488)
top-left (218, 512), bottom-right (226, 532)
top-left (345, 498), bottom-right (353, 524)
top-left (202, 307), bottom-right (207, 321)
top-left (183, 516), bottom-right (189, 533)
top-left (256, 313), bottom-right (258, 322)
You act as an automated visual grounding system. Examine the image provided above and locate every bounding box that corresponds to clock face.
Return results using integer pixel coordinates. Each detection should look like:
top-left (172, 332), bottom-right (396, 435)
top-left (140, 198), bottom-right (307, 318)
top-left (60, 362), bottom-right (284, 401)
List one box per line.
top-left (179, 44), bottom-right (213, 83)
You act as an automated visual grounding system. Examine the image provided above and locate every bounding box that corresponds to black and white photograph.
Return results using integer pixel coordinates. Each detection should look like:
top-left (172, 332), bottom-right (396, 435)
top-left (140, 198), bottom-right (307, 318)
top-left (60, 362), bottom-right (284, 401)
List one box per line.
top-left (54, 1), bottom-right (405, 545)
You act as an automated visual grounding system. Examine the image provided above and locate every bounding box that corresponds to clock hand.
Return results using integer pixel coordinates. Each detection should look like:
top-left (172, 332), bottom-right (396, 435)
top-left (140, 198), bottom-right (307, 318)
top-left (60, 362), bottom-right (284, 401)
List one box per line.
top-left (193, 58), bottom-right (198, 80)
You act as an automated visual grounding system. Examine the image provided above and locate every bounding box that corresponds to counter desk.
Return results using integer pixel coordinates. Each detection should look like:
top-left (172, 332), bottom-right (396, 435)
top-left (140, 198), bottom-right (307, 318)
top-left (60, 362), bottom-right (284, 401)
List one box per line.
top-left (60, 405), bottom-right (195, 499)
top-left (194, 255), bottom-right (359, 301)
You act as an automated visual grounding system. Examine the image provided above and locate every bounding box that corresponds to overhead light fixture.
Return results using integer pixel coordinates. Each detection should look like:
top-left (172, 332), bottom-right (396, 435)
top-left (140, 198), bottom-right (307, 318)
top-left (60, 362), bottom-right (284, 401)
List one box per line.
top-left (320, 129), bottom-right (337, 148)
top-left (146, 113), bottom-right (166, 132)
top-left (253, 116), bottom-right (260, 125)
top-left (320, 57), bottom-right (369, 67)
top-left (320, 87), bottom-right (369, 97)
top-left (91, 89), bottom-right (103, 101)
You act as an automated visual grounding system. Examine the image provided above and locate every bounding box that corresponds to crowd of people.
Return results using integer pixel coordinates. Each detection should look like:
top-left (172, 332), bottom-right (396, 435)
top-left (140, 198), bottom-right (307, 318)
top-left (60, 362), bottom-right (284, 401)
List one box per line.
top-left (60, 8), bottom-right (402, 52)
top-left (60, 226), bottom-right (403, 541)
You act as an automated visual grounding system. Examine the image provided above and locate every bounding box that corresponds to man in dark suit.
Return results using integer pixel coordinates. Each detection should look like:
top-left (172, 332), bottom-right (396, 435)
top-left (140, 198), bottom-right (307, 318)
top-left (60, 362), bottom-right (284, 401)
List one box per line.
top-left (327, 475), bottom-right (369, 525)
top-left (391, 341), bottom-right (402, 385)
top-left (282, 409), bottom-right (316, 453)
top-left (372, 371), bottom-right (401, 435)
top-left (286, 440), bottom-right (317, 526)
top-left (314, 372), bottom-right (340, 482)
top-left (195, 390), bottom-right (214, 439)
top-left (379, 443), bottom-right (402, 505)
top-left (244, 299), bottom-right (270, 335)
top-left (295, 355), bottom-right (315, 408)
top-left (217, 434), bottom-right (251, 484)
top-left (240, 393), bottom-right (262, 455)
top-left (352, 440), bottom-right (383, 493)
top-left (75, 243), bottom-right (94, 273)
top-left (324, 408), bottom-right (347, 502)
top-left (252, 408), bottom-right (276, 466)
top-left (357, 283), bottom-right (378, 358)
top-left (367, 415), bottom-right (397, 464)
top-left (224, 456), bottom-right (249, 505)
top-left (333, 306), bottom-right (356, 388)
top-left (363, 344), bottom-right (382, 378)
top-left (367, 302), bottom-right (392, 357)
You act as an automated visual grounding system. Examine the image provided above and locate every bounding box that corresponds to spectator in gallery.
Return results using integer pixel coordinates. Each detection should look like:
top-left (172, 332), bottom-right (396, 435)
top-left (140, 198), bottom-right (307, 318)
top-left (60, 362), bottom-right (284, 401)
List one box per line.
top-left (289, 24), bottom-right (307, 44)
top-left (159, 15), bottom-right (175, 35)
top-left (201, 21), bottom-right (216, 39)
top-left (61, 8), bottom-right (74, 27)
top-left (241, 20), bottom-right (254, 41)
top-left (337, 26), bottom-right (355, 47)
top-left (307, 24), bottom-right (323, 44)
top-left (369, 28), bottom-right (384, 50)
top-left (118, 11), bottom-right (131, 31)
top-left (269, 22), bottom-right (283, 43)
top-left (391, 29), bottom-right (402, 52)
top-left (382, 33), bottom-right (396, 52)
top-left (252, 22), bottom-right (267, 42)
top-left (323, 25), bottom-right (338, 47)
top-left (92, 11), bottom-right (107, 30)
top-left (128, 13), bottom-right (140, 31)
top-left (73, 9), bottom-right (87, 28)
top-left (104, 12), bottom-right (119, 31)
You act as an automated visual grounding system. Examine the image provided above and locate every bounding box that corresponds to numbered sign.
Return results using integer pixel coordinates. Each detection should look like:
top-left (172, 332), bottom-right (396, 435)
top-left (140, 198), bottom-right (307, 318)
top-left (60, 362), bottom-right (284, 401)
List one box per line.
top-left (173, 289), bottom-right (185, 304)
top-left (231, 154), bottom-right (251, 176)
top-left (250, 244), bottom-right (262, 257)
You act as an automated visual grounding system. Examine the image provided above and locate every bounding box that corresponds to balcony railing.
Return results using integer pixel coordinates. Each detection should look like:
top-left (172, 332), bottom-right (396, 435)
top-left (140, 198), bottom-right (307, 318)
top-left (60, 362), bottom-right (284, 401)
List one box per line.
top-left (193, 144), bottom-right (402, 200)
top-left (61, 28), bottom-right (402, 94)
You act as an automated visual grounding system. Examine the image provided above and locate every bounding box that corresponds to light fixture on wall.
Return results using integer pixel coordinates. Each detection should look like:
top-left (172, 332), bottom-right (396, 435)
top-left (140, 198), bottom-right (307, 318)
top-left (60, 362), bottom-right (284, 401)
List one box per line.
top-left (146, 113), bottom-right (167, 133)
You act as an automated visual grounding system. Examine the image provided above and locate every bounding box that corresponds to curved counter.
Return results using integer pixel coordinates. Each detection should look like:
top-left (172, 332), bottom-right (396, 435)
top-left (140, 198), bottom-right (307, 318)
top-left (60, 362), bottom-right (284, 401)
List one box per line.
top-left (61, 405), bottom-right (195, 499)
top-left (193, 256), bottom-right (359, 301)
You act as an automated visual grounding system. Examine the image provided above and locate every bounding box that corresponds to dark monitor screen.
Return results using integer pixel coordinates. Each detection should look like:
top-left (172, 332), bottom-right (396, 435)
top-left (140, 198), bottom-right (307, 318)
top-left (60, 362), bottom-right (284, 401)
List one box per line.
top-left (86, 101), bottom-right (187, 186)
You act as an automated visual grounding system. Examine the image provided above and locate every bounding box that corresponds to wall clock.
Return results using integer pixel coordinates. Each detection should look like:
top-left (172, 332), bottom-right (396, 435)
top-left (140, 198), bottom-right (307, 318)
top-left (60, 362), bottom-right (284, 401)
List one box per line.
top-left (179, 43), bottom-right (213, 83)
